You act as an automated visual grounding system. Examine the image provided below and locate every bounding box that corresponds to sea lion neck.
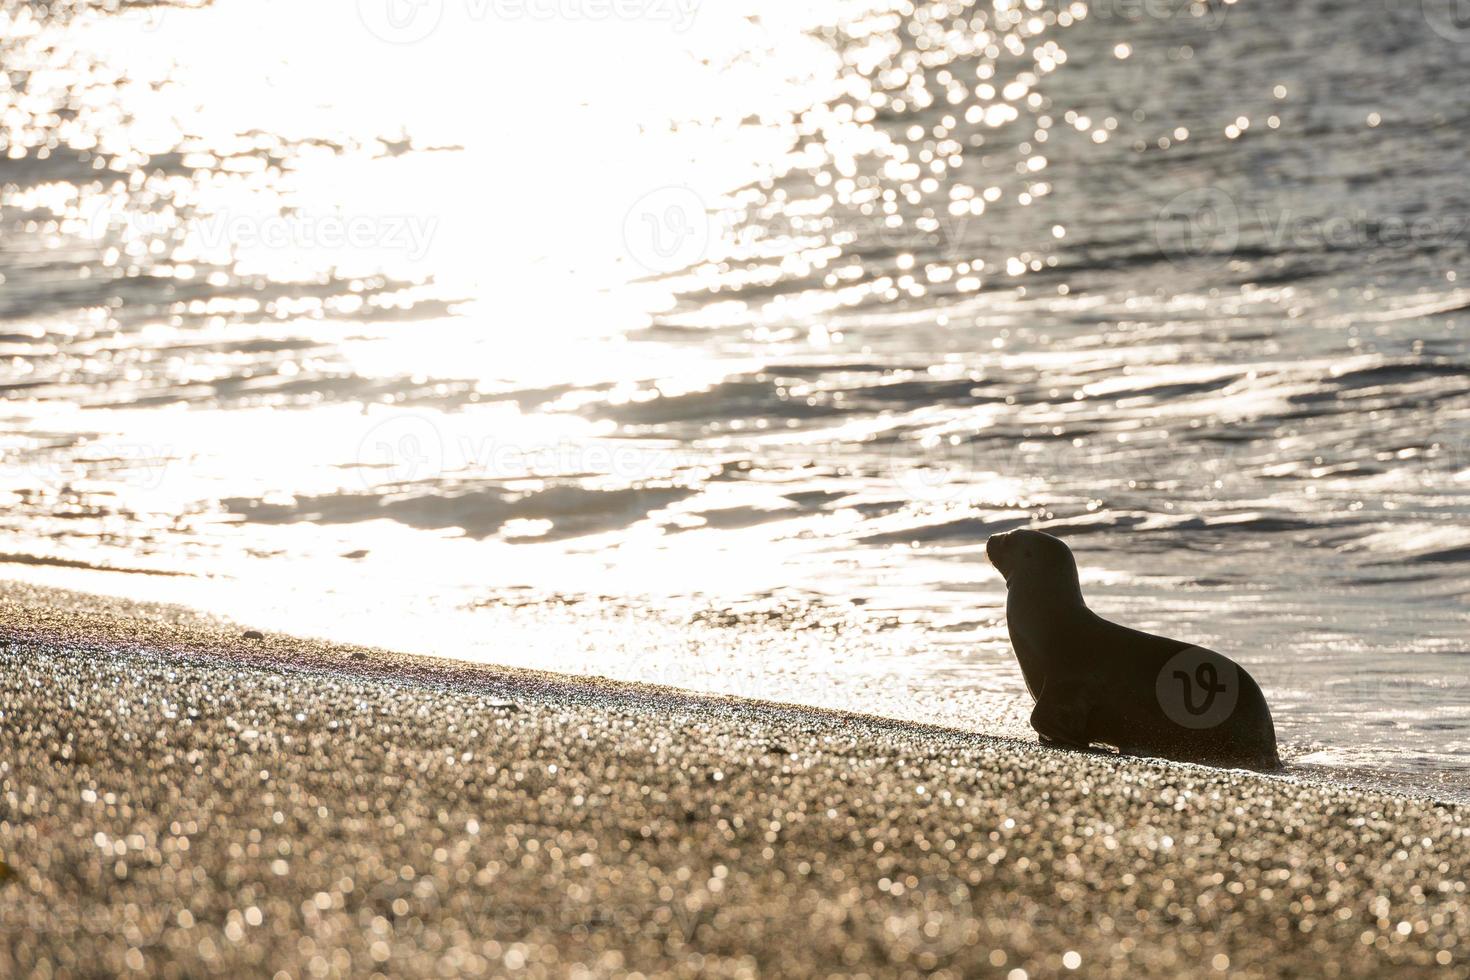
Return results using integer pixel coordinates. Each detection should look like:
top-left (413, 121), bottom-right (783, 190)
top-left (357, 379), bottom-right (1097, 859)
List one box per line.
top-left (1005, 567), bottom-right (1087, 611)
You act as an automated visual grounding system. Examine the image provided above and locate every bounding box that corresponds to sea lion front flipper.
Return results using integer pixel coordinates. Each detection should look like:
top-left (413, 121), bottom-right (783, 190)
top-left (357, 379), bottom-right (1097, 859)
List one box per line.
top-left (1030, 681), bottom-right (1091, 749)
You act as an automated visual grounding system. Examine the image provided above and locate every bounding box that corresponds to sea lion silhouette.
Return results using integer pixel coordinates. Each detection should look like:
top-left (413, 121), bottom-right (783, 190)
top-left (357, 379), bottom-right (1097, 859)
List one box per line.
top-left (988, 529), bottom-right (1281, 770)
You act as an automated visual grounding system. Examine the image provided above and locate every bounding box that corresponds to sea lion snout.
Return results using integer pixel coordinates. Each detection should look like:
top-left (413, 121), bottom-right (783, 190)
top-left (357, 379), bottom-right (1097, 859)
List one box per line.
top-left (985, 531), bottom-right (1010, 568)
top-left (986, 530), bottom-right (1026, 577)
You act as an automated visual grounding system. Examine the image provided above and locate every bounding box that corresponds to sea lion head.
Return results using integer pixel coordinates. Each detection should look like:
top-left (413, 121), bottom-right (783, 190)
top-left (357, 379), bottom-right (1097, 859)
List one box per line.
top-left (986, 529), bottom-right (1081, 597)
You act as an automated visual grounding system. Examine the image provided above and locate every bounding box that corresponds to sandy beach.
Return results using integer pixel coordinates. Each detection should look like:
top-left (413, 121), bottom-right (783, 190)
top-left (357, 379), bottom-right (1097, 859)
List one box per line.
top-left (0, 581), bottom-right (1463, 978)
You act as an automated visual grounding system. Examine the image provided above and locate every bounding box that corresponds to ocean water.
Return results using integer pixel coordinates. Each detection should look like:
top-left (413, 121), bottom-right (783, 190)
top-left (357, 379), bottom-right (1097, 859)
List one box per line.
top-left (3, 0), bottom-right (1469, 799)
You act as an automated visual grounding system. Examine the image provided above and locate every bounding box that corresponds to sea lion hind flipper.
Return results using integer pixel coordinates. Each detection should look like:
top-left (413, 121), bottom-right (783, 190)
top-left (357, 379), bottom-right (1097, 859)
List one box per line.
top-left (1030, 682), bottom-right (1091, 749)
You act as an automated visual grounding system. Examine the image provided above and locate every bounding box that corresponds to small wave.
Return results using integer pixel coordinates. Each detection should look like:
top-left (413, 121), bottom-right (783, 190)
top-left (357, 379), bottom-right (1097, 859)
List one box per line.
top-left (0, 552), bottom-right (187, 577)
top-left (859, 514), bottom-right (1031, 547)
top-left (224, 482), bottom-right (695, 541)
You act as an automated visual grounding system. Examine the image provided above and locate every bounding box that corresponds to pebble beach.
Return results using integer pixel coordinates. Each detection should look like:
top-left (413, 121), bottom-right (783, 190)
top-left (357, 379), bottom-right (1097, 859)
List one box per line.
top-left (1, 580), bottom-right (1466, 978)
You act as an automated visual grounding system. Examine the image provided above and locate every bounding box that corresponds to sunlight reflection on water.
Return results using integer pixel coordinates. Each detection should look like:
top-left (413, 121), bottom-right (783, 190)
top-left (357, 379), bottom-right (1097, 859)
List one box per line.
top-left (3, 0), bottom-right (1469, 799)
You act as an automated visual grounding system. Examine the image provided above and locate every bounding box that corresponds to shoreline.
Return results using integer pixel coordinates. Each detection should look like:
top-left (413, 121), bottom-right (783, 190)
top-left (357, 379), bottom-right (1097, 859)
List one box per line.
top-left (2, 580), bottom-right (1466, 976)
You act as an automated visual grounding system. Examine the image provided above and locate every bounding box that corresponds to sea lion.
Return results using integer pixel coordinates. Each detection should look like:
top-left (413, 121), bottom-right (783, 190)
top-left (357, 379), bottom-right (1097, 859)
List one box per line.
top-left (987, 529), bottom-right (1281, 770)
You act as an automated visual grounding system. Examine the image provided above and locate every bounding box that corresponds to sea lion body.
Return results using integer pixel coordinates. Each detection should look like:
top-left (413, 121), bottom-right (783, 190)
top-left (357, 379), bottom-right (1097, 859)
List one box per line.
top-left (989, 529), bottom-right (1281, 771)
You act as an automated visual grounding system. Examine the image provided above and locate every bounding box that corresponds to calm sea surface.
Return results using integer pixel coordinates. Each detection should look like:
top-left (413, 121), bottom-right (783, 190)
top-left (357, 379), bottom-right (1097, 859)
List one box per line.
top-left (3, 0), bottom-right (1469, 799)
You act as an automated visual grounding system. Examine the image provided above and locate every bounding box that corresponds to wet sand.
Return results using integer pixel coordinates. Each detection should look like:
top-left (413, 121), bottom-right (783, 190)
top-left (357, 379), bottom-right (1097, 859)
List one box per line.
top-left (1, 581), bottom-right (1465, 978)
